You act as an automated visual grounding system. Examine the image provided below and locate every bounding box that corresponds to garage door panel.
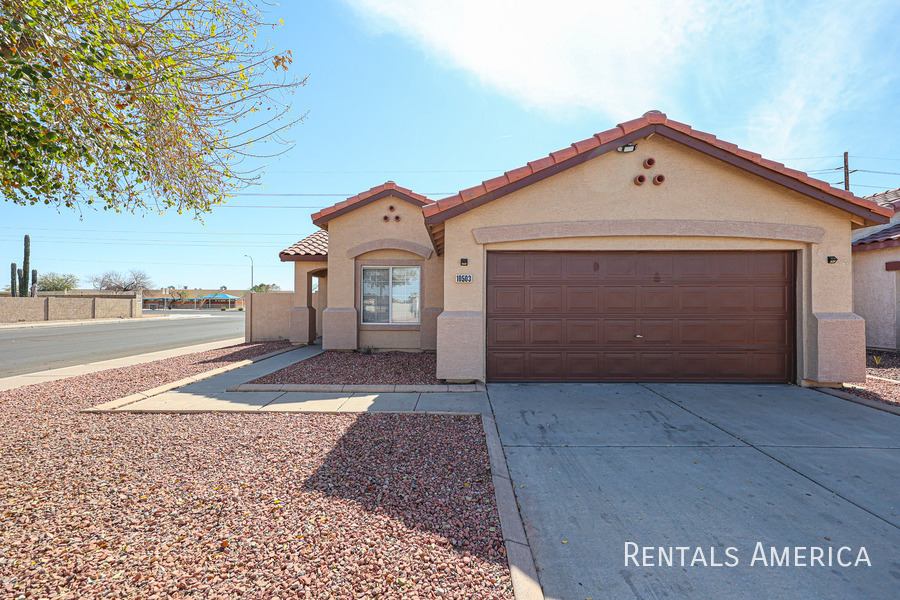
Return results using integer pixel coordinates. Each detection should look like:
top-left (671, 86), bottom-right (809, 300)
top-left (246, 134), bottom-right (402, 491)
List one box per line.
top-left (489, 254), bottom-right (526, 279)
top-left (488, 319), bottom-right (526, 345)
top-left (602, 353), bottom-right (639, 379)
top-left (604, 319), bottom-right (639, 343)
top-left (486, 251), bottom-right (794, 383)
top-left (750, 253), bottom-right (791, 278)
top-left (489, 352), bottom-right (527, 379)
top-left (566, 353), bottom-right (601, 379)
top-left (641, 255), bottom-right (675, 279)
top-left (678, 286), bottom-right (712, 310)
top-left (529, 353), bottom-right (564, 378)
top-left (529, 254), bottom-right (564, 279)
top-left (603, 287), bottom-right (638, 311)
top-left (754, 286), bottom-right (789, 311)
top-left (641, 319), bottom-right (675, 344)
top-left (754, 319), bottom-right (789, 345)
top-left (640, 287), bottom-right (676, 311)
top-left (530, 286), bottom-right (562, 310)
top-left (566, 255), bottom-right (601, 279)
top-left (678, 319), bottom-right (713, 344)
top-left (603, 256), bottom-right (637, 279)
top-left (715, 319), bottom-right (754, 344)
top-left (566, 320), bottom-right (601, 345)
top-left (675, 254), bottom-right (713, 278)
top-left (488, 286), bottom-right (526, 313)
top-left (566, 287), bottom-right (600, 311)
top-left (640, 353), bottom-right (677, 378)
top-left (675, 353), bottom-right (715, 378)
top-left (530, 320), bottom-right (563, 344)
top-left (715, 254), bottom-right (750, 278)
top-left (714, 286), bottom-right (752, 311)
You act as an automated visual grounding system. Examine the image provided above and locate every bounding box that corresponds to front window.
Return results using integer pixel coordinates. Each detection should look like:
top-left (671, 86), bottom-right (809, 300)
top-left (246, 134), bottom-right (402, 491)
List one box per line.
top-left (361, 266), bottom-right (421, 324)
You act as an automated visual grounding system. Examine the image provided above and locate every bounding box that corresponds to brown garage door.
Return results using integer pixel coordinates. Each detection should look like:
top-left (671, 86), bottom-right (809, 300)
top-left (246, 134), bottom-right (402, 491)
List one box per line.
top-left (486, 251), bottom-right (794, 382)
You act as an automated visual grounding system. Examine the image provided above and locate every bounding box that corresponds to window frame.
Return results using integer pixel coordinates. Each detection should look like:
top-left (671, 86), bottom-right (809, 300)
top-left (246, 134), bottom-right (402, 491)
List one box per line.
top-left (360, 265), bottom-right (421, 325)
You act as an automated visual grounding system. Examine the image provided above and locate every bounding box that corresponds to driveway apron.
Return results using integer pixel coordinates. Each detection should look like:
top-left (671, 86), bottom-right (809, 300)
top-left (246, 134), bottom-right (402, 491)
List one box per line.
top-left (489, 383), bottom-right (900, 600)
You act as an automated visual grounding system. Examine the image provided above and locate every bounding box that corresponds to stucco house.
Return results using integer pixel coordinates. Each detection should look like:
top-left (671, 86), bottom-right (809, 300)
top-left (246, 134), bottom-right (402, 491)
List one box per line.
top-left (851, 188), bottom-right (900, 350)
top-left (276, 111), bottom-right (891, 386)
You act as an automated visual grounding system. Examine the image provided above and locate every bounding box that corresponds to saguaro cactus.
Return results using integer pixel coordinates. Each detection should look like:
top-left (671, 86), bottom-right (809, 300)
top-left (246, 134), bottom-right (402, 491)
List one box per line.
top-left (9, 262), bottom-right (16, 297)
top-left (19, 235), bottom-right (30, 297)
top-left (31, 269), bottom-right (37, 297)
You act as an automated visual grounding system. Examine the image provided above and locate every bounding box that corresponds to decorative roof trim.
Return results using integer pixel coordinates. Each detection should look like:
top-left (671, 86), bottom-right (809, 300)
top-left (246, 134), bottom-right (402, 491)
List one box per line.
top-left (346, 238), bottom-right (434, 259)
top-left (312, 182), bottom-right (433, 227)
top-left (471, 220), bottom-right (825, 245)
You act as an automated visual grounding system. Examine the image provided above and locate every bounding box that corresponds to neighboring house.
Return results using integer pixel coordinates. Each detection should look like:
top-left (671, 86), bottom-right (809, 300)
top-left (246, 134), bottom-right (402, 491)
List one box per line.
top-left (278, 111), bottom-right (891, 386)
top-left (851, 188), bottom-right (900, 350)
top-left (143, 288), bottom-right (247, 309)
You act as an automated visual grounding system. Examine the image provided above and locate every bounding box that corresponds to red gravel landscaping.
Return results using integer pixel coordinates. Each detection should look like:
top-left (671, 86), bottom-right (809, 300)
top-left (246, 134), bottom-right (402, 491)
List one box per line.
top-left (843, 351), bottom-right (900, 407)
top-left (0, 345), bottom-right (512, 599)
top-left (253, 351), bottom-right (441, 386)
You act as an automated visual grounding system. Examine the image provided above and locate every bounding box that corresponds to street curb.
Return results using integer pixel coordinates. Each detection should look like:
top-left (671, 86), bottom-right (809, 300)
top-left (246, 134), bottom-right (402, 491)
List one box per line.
top-left (81, 345), bottom-right (299, 413)
top-left (227, 382), bottom-right (487, 393)
top-left (812, 386), bottom-right (900, 416)
top-left (0, 313), bottom-right (212, 330)
top-left (481, 414), bottom-right (544, 600)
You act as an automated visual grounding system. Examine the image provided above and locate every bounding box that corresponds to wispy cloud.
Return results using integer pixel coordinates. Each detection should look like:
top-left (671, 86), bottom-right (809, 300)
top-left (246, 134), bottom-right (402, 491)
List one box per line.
top-left (344, 0), bottom-right (899, 159)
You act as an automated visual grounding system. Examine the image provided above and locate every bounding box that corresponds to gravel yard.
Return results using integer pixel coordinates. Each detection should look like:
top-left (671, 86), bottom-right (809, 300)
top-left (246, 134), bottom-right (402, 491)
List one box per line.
top-left (253, 351), bottom-right (441, 386)
top-left (0, 344), bottom-right (511, 599)
top-left (844, 351), bottom-right (900, 407)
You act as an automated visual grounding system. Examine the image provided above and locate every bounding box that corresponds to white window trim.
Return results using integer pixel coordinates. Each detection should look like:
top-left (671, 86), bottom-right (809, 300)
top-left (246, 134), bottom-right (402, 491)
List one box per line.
top-left (360, 266), bottom-right (421, 325)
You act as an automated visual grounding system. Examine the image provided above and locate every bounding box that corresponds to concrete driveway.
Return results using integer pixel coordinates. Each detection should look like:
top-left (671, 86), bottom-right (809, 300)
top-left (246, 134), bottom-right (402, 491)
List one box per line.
top-left (489, 383), bottom-right (900, 600)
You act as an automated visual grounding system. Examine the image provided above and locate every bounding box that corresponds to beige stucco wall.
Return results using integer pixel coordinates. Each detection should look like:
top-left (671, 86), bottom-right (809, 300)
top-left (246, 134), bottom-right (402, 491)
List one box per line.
top-left (246, 291), bottom-right (294, 342)
top-left (0, 297), bottom-right (46, 323)
top-left (852, 246), bottom-right (900, 350)
top-left (319, 195), bottom-right (443, 351)
top-left (0, 294), bottom-right (139, 323)
top-left (438, 134), bottom-right (862, 384)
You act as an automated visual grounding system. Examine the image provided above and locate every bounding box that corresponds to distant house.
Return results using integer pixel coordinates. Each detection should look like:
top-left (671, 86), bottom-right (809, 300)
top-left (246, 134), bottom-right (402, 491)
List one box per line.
top-left (143, 288), bottom-right (247, 310)
top-left (266, 112), bottom-right (890, 386)
top-left (852, 188), bottom-right (900, 350)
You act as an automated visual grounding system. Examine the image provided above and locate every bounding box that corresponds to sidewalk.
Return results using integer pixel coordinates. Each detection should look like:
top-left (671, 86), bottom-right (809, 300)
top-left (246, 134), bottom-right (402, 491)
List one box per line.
top-left (0, 337), bottom-right (244, 392)
top-left (90, 344), bottom-right (491, 415)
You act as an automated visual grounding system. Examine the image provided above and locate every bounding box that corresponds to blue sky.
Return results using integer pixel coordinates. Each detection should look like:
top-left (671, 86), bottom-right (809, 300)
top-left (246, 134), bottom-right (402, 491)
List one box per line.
top-left (3, 0), bottom-right (900, 292)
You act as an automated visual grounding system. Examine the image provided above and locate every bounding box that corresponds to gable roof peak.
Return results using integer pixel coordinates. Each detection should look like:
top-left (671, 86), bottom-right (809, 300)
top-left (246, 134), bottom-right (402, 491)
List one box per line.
top-left (422, 113), bottom-right (892, 225)
top-left (311, 180), bottom-right (433, 227)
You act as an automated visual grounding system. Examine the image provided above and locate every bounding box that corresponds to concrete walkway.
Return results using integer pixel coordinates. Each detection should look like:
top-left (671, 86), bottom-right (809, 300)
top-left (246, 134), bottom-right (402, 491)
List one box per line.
top-left (490, 383), bottom-right (900, 600)
top-left (101, 344), bottom-right (489, 414)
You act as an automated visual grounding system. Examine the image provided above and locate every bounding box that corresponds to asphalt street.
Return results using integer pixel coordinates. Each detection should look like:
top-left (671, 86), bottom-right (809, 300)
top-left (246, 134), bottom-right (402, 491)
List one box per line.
top-left (0, 311), bottom-right (245, 377)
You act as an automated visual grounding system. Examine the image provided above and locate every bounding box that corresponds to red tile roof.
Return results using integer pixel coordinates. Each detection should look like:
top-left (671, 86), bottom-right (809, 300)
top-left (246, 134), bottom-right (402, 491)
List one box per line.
top-left (853, 223), bottom-right (900, 247)
top-left (422, 111), bottom-right (893, 224)
top-left (279, 229), bottom-right (328, 262)
top-left (311, 181), bottom-right (433, 227)
top-left (866, 187), bottom-right (900, 208)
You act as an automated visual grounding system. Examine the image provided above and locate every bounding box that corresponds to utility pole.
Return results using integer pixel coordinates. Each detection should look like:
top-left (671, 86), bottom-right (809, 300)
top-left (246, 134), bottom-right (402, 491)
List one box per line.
top-left (844, 152), bottom-right (850, 191)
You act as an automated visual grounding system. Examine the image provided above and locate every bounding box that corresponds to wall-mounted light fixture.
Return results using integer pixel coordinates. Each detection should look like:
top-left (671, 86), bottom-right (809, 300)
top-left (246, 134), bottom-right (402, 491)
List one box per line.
top-left (827, 256), bottom-right (838, 264)
top-left (460, 258), bottom-right (468, 266)
top-left (616, 143), bottom-right (637, 153)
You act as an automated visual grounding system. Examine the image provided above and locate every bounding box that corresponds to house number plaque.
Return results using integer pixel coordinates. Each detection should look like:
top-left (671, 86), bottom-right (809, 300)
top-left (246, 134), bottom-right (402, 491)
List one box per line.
top-left (456, 274), bottom-right (473, 284)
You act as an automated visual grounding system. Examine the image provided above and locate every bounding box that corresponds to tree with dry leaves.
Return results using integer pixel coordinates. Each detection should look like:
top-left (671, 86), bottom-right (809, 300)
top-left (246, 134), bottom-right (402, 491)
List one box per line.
top-left (89, 269), bottom-right (154, 291)
top-left (0, 0), bottom-right (305, 215)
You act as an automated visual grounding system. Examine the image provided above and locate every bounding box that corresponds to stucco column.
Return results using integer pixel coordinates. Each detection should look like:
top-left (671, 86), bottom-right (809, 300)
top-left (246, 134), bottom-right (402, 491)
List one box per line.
top-left (436, 311), bottom-right (484, 382)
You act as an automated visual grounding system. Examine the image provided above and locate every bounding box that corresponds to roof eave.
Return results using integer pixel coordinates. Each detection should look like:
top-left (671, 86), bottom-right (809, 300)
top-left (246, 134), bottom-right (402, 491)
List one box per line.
top-left (279, 253), bottom-right (329, 262)
top-left (422, 123), bottom-right (891, 228)
top-left (312, 189), bottom-right (432, 227)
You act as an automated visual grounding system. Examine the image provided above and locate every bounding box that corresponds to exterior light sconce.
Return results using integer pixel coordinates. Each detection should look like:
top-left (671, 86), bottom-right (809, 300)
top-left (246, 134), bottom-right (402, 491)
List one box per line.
top-left (460, 258), bottom-right (468, 266)
top-left (617, 143), bottom-right (637, 153)
top-left (827, 256), bottom-right (838, 264)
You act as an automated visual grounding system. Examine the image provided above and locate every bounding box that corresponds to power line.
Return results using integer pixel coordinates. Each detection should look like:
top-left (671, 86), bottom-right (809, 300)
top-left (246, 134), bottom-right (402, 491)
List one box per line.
top-left (265, 169), bottom-right (502, 174)
top-left (36, 257), bottom-right (286, 268)
top-left (856, 169), bottom-right (900, 176)
top-left (0, 226), bottom-right (310, 236)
